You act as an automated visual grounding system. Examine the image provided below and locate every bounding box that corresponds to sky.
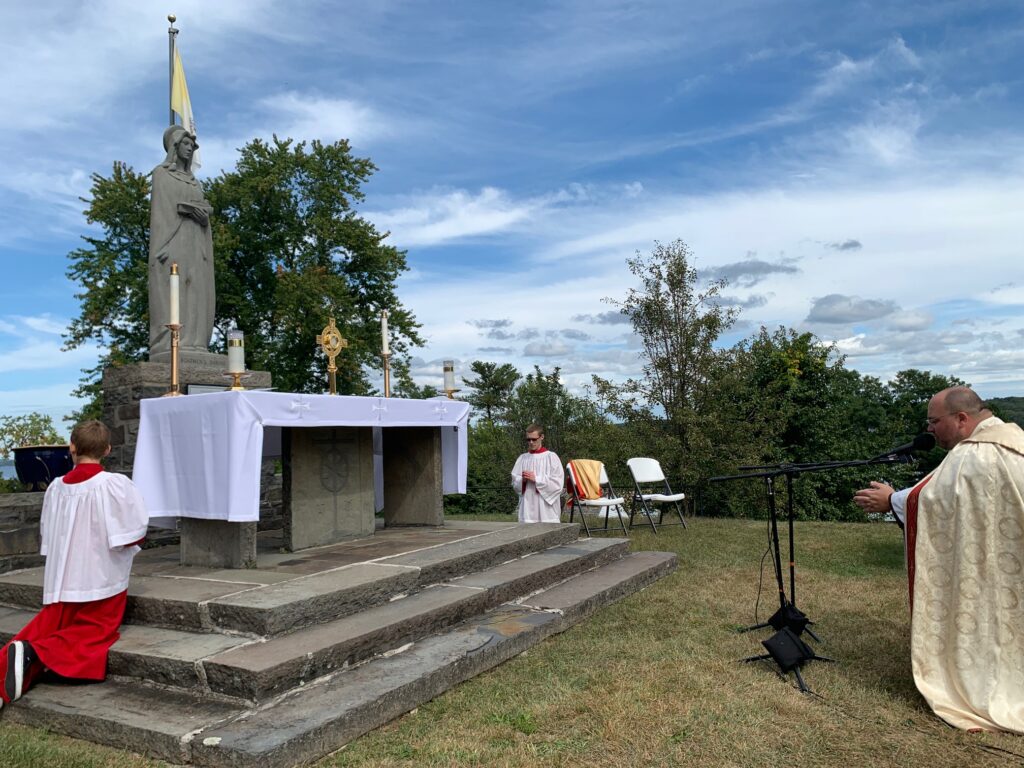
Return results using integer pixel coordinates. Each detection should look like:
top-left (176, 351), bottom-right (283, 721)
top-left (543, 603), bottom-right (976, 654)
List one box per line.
top-left (2, 1), bottom-right (1023, 434)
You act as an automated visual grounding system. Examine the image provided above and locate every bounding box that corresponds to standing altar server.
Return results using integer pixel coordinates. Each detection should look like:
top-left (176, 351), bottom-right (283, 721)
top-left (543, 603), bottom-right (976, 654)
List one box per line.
top-left (511, 424), bottom-right (564, 523)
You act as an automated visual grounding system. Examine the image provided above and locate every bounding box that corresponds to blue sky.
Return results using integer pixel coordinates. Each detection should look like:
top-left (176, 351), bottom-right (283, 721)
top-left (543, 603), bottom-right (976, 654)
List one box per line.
top-left (2, 1), bottom-right (1023, 433)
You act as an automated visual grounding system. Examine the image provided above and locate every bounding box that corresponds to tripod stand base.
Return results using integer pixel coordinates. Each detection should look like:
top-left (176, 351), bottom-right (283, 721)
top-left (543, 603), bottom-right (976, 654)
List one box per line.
top-left (742, 627), bottom-right (835, 694)
top-left (740, 603), bottom-right (821, 641)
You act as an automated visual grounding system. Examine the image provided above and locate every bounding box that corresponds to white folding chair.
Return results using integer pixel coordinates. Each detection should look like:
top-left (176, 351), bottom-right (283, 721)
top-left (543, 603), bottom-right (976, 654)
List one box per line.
top-left (626, 457), bottom-right (687, 533)
top-left (565, 460), bottom-right (628, 537)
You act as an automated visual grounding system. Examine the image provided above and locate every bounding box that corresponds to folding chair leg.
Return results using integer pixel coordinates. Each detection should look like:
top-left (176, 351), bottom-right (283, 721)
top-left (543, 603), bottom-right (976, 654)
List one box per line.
top-left (630, 498), bottom-right (658, 533)
top-left (613, 505), bottom-right (628, 536)
top-left (673, 500), bottom-right (687, 528)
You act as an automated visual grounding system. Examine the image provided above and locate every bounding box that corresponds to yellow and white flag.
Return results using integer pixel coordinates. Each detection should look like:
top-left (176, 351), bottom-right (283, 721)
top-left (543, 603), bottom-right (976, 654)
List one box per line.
top-left (171, 41), bottom-right (201, 169)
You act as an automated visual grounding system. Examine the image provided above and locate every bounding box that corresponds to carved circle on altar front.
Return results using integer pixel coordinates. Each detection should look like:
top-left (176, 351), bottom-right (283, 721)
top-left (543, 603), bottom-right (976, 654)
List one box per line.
top-left (320, 448), bottom-right (350, 493)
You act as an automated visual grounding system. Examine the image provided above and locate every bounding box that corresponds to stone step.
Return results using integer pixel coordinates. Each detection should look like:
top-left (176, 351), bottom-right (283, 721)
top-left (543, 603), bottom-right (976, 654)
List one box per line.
top-left (379, 521), bottom-right (581, 587)
top-left (202, 537), bottom-right (628, 700)
top-left (0, 606), bottom-right (251, 691)
top-left (0, 553), bottom-right (44, 575)
top-left (0, 523), bottom-right (39, 556)
top-left (206, 561), bottom-right (422, 636)
top-left (0, 550), bottom-right (677, 768)
top-left (0, 538), bottom-right (628, 701)
top-left (0, 677), bottom-right (248, 766)
top-left (0, 522), bottom-right (583, 632)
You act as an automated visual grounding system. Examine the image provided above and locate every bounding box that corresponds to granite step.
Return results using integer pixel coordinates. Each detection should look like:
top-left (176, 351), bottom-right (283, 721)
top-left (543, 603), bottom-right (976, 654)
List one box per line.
top-left (0, 538), bottom-right (629, 701)
top-left (202, 537), bottom-right (628, 700)
top-left (379, 521), bottom-right (581, 586)
top-left (0, 606), bottom-right (252, 691)
top-left (0, 522), bottom-right (583, 633)
top-left (0, 552), bottom-right (44, 575)
top-left (0, 550), bottom-right (677, 768)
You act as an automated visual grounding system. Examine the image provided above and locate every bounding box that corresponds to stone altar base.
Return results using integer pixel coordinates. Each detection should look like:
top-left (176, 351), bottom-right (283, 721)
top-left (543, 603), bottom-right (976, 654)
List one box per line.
top-left (0, 521), bottom-right (677, 767)
top-left (283, 426), bottom-right (375, 551)
top-left (382, 426), bottom-right (443, 526)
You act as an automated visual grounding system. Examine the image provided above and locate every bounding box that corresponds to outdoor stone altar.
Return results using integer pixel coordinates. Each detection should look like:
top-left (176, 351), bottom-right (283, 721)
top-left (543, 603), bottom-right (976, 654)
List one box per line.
top-left (132, 391), bottom-right (470, 569)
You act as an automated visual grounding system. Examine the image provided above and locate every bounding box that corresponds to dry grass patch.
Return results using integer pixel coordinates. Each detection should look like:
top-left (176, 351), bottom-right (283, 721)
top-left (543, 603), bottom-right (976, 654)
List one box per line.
top-left (327, 517), bottom-right (1024, 768)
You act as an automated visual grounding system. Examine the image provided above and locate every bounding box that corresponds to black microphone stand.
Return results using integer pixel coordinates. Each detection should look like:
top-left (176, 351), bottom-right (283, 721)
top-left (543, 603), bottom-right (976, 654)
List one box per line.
top-left (709, 450), bottom-right (920, 692)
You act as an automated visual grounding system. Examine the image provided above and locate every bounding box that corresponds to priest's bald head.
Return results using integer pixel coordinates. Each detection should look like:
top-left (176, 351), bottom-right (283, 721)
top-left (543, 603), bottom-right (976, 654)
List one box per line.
top-left (926, 386), bottom-right (992, 451)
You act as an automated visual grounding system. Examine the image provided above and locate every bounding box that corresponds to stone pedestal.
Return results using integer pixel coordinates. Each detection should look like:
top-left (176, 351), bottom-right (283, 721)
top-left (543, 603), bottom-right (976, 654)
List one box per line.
top-left (382, 427), bottom-right (444, 526)
top-left (282, 426), bottom-right (375, 551)
top-left (101, 360), bottom-right (272, 475)
top-left (102, 360), bottom-right (273, 569)
top-left (179, 518), bottom-right (257, 569)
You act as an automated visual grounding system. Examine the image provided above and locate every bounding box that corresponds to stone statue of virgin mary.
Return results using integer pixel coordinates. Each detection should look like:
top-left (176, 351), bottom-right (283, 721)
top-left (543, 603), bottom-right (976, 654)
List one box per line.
top-left (148, 124), bottom-right (216, 362)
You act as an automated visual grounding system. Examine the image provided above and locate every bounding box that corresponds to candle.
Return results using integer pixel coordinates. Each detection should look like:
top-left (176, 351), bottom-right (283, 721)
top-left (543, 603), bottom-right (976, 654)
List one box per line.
top-left (443, 360), bottom-right (455, 391)
top-left (381, 310), bottom-right (390, 355)
top-left (169, 263), bottom-right (180, 326)
top-left (227, 329), bottom-right (245, 373)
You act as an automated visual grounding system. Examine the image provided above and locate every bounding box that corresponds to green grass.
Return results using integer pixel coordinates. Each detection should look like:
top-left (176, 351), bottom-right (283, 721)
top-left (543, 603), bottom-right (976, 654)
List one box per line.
top-left (3, 517), bottom-right (1022, 767)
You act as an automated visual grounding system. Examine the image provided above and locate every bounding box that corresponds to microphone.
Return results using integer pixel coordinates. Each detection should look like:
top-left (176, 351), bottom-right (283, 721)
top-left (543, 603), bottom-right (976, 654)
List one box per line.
top-left (872, 433), bottom-right (936, 461)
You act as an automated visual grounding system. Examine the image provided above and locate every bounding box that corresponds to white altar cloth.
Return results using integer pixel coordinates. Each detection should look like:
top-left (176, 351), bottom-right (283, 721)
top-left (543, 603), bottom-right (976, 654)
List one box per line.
top-left (133, 391), bottom-right (470, 523)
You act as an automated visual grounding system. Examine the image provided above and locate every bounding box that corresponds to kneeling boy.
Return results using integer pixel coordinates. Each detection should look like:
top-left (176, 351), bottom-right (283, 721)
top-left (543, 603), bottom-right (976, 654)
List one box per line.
top-left (1, 419), bottom-right (148, 707)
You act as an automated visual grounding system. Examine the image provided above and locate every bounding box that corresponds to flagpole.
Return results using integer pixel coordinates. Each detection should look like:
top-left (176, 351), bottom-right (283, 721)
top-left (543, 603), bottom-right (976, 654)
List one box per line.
top-left (168, 14), bottom-right (178, 126)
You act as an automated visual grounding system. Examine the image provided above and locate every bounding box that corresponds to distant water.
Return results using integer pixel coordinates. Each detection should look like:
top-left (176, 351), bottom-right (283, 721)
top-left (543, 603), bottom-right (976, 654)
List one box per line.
top-left (0, 461), bottom-right (15, 480)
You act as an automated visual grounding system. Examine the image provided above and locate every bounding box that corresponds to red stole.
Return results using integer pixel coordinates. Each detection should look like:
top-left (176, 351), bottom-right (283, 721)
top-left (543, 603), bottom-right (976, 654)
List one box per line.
top-left (904, 474), bottom-right (933, 613)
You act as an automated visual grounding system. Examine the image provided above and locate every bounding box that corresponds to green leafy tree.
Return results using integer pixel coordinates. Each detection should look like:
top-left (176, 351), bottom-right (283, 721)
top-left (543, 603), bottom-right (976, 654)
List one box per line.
top-left (207, 137), bottom-right (421, 393)
top-left (64, 137), bottom-right (421, 411)
top-left (462, 361), bottom-right (521, 422)
top-left (593, 240), bottom-right (738, 484)
top-left (0, 413), bottom-right (63, 459)
top-left (64, 162), bottom-right (151, 419)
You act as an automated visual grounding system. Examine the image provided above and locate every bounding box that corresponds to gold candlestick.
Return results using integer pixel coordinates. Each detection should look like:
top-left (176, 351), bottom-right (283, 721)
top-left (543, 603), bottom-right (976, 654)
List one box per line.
top-left (223, 371), bottom-right (252, 391)
top-left (382, 352), bottom-right (392, 398)
top-left (162, 323), bottom-right (183, 397)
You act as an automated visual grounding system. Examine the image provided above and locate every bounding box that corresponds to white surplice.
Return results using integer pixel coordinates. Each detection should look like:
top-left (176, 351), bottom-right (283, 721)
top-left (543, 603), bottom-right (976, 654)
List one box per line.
top-left (911, 416), bottom-right (1024, 734)
top-left (511, 449), bottom-right (564, 523)
top-left (39, 472), bottom-right (149, 604)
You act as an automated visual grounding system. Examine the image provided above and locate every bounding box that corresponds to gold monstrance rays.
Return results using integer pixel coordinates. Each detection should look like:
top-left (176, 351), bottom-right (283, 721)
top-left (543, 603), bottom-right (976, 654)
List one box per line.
top-left (316, 318), bottom-right (348, 395)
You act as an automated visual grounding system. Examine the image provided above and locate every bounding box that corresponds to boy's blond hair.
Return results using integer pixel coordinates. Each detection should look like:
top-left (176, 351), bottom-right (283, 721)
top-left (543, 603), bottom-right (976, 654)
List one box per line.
top-left (70, 420), bottom-right (111, 460)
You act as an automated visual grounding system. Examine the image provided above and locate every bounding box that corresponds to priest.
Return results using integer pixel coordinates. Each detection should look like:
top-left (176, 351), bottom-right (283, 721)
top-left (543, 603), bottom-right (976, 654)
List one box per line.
top-left (904, 387), bottom-right (1023, 734)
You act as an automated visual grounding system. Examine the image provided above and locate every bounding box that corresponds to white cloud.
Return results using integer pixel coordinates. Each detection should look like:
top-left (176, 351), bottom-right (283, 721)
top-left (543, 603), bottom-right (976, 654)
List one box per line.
top-left (259, 92), bottom-right (394, 145)
top-left (368, 187), bottom-right (536, 247)
top-left (16, 315), bottom-right (66, 335)
top-left (0, 340), bottom-right (99, 374)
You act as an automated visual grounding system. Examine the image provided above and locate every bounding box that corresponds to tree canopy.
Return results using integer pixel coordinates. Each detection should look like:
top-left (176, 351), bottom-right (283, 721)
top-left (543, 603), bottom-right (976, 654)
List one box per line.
top-left (64, 136), bottom-right (422, 416)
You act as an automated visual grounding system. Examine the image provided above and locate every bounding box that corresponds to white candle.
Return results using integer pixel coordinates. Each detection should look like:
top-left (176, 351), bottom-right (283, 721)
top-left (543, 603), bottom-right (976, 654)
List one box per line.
top-left (381, 310), bottom-right (390, 355)
top-left (227, 329), bottom-right (245, 373)
top-left (443, 360), bottom-right (456, 391)
top-left (169, 264), bottom-right (180, 326)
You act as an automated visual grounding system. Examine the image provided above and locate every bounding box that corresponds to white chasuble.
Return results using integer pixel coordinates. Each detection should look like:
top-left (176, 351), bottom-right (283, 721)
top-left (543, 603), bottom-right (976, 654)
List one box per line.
top-left (912, 417), bottom-right (1024, 733)
top-left (40, 472), bottom-right (149, 604)
top-left (511, 450), bottom-right (564, 523)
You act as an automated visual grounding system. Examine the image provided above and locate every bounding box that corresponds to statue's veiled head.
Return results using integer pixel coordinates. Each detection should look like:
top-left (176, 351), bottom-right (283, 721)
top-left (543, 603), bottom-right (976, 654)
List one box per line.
top-left (162, 124), bottom-right (198, 172)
